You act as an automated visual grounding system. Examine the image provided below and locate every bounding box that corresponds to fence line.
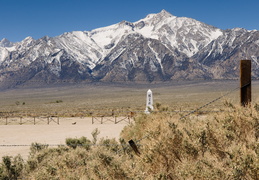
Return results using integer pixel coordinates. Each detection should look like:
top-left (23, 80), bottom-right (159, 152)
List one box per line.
top-left (179, 85), bottom-right (241, 120)
top-left (91, 115), bottom-right (132, 124)
top-left (0, 109), bottom-right (225, 125)
top-left (0, 144), bottom-right (125, 147)
top-left (0, 116), bottom-right (60, 125)
top-left (0, 115), bottom-right (136, 125)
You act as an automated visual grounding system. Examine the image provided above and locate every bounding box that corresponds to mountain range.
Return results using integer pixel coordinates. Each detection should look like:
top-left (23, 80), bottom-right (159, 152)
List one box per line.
top-left (0, 9), bottom-right (259, 88)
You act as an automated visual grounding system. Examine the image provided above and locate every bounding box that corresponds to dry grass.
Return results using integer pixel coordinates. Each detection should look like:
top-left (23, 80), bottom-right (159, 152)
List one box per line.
top-left (1, 103), bottom-right (258, 179)
top-left (120, 103), bottom-right (259, 179)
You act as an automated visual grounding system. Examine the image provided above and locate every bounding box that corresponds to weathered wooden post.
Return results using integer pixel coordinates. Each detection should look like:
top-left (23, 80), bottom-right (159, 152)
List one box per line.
top-left (240, 60), bottom-right (251, 106)
top-left (128, 140), bottom-right (141, 156)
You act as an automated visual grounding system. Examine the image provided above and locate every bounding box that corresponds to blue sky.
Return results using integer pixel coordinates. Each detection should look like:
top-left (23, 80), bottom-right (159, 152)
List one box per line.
top-left (1, 0), bottom-right (258, 42)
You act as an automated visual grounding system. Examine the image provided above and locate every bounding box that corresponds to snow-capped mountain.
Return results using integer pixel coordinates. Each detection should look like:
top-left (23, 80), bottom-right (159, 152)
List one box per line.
top-left (0, 10), bottom-right (259, 88)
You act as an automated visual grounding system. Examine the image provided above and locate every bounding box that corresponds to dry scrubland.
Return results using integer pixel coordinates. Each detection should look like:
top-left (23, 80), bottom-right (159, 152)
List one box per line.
top-left (0, 80), bottom-right (258, 179)
top-left (0, 80), bottom-right (255, 117)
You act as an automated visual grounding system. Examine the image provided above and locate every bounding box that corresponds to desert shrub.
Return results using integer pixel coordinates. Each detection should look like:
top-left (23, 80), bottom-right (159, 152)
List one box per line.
top-left (56, 100), bottom-right (63, 103)
top-left (26, 158), bottom-right (38, 172)
top-left (120, 113), bottom-right (150, 140)
top-left (24, 142), bottom-right (134, 179)
top-left (30, 142), bottom-right (49, 155)
top-left (91, 128), bottom-right (100, 145)
top-left (98, 138), bottom-right (120, 153)
top-left (0, 155), bottom-right (24, 180)
top-left (120, 104), bottom-right (259, 179)
top-left (155, 102), bottom-right (162, 110)
top-left (3, 103), bottom-right (259, 179)
top-left (65, 136), bottom-right (91, 150)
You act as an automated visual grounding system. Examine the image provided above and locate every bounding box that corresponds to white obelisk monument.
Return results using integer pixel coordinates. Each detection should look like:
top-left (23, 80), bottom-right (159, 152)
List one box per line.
top-left (145, 89), bottom-right (154, 114)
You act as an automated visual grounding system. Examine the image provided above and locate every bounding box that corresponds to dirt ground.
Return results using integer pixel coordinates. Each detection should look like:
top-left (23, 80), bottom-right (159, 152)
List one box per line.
top-left (0, 117), bottom-right (129, 160)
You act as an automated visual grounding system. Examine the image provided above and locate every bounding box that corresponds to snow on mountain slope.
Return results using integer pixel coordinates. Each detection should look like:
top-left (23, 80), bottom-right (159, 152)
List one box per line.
top-left (0, 9), bottom-right (259, 88)
top-left (42, 9), bottom-right (223, 69)
top-left (85, 9), bottom-right (223, 59)
top-left (89, 22), bottom-right (133, 50)
top-left (0, 47), bottom-right (9, 63)
top-left (53, 31), bottom-right (103, 69)
top-left (133, 10), bottom-right (223, 56)
top-left (0, 38), bottom-right (16, 63)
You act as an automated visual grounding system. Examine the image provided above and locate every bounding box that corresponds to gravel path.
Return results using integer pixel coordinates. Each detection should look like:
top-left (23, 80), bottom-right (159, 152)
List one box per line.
top-left (0, 117), bottom-right (128, 160)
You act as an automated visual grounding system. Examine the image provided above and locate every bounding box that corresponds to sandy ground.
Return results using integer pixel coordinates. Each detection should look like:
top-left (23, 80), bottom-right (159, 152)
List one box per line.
top-left (0, 117), bottom-right (129, 160)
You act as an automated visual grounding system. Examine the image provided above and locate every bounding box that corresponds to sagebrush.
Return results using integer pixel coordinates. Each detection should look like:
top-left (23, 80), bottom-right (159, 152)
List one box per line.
top-left (0, 103), bottom-right (258, 179)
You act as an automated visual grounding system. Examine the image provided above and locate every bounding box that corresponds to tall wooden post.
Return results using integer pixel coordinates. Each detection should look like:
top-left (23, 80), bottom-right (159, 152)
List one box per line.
top-left (240, 60), bottom-right (251, 106)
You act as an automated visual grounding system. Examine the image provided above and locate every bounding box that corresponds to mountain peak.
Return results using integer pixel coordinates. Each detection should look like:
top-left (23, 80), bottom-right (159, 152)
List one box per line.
top-left (0, 38), bottom-right (9, 42)
top-left (23, 36), bottom-right (34, 41)
top-left (158, 9), bottom-right (174, 17)
top-left (140, 9), bottom-right (175, 25)
top-left (150, 9), bottom-right (175, 19)
top-left (0, 38), bottom-right (13, 47)
top-left (19, 36), bottom-right (35, 47)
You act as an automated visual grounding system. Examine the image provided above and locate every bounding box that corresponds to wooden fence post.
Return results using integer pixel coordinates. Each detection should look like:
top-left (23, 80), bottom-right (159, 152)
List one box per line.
top-left (128, 140), bottom-right (141, 156)
top-left (240, 60), bottom-right (251, 106)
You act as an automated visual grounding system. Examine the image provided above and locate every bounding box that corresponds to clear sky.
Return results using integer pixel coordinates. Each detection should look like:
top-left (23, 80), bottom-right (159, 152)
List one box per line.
top-left (1, 0), bottom-right (258, 42)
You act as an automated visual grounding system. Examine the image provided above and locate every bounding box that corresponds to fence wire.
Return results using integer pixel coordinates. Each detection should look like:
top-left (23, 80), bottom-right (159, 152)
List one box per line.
top-left (134, 82), bottom-right (251, 146)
